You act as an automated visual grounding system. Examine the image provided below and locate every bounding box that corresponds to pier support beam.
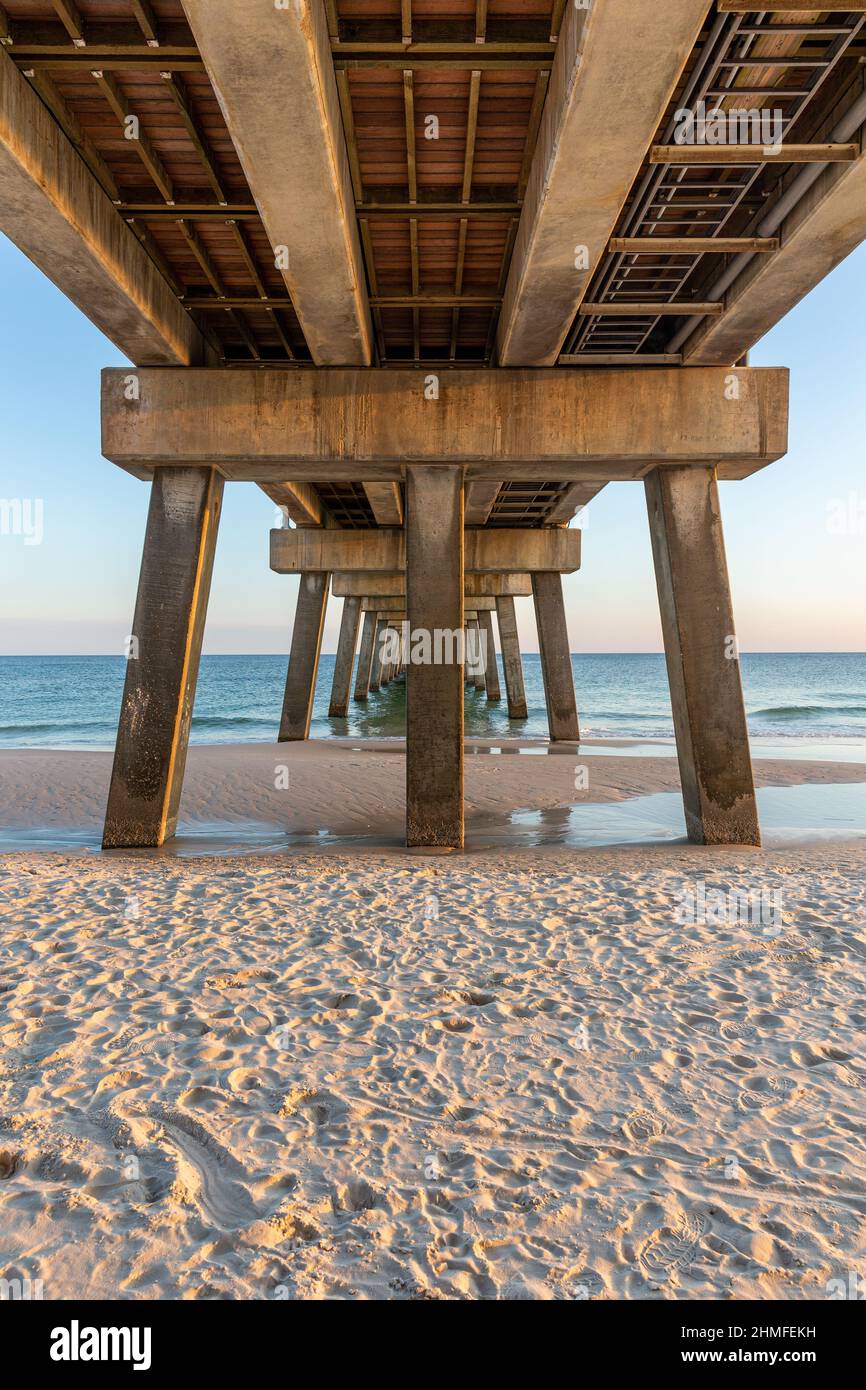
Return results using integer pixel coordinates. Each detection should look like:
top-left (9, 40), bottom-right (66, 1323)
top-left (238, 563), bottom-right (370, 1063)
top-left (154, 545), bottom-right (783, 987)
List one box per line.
top-left (406, 465), bottom-right (464, 848)
top-left (496, 596), bottom-right (528, 720)
top-left (103, 467), bottom-right (223, 848)
top-left (329, 595), bottom-right (361, 718)
top-left (478, 610), bottom-right (501, 702)
top-left (369, 617), bottom-right (387, 692)
top-left (532, 573), bottom-right (579, 742)
top-left (471, 618), bottom-right (486, 690)
top-left (279, 572), bottom-right (329, 741)
top-left (645, 466), bottom-right (760, 845)
top-left (353, 609), bottom-right (378, 702)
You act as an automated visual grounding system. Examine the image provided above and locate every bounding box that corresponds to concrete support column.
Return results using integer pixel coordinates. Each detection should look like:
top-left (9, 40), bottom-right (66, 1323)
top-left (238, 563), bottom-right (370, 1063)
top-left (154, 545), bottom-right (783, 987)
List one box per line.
top-left (532, 572), bottom-right (579, 742)
top-left (406, 464), bottom-right (464, 848)
top-left (496, 595), bottom-right (528, 720)
top-left (279, 571), bottom-right (329, 741)
top-left (329, 596), bottom-right (362, 717)
top-left (103, 467), bottom-right (223, 848)
top-left (353, 610), bottom-right (378, 702)
top-left (645, 466), bottom-right (760, 845)
top-left (471, 618), bottom-right (486, 689)
top-left (369, 617), bottom-right (386, 692)
top-left (478, 610), bottom-right (501, 702)
top-left (381, 624), bottom-right (393, 685)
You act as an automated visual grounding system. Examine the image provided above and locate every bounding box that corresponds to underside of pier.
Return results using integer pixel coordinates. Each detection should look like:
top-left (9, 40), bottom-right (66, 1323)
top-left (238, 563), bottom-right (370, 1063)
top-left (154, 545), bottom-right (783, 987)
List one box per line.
top-left (2, 1), bottom-right (862, 850)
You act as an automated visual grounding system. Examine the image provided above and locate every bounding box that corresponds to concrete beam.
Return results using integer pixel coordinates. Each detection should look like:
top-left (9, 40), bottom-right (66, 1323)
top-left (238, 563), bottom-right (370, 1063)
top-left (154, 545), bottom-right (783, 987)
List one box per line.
top-left (496, 595), bottom-right (528, 720)
top-left (261, 481), bottom-right (323, 527)
top-left (406, 467), bottom-right (464, 848)
top-left (271, 528), bottom-right (581, 575)
top-left (464, 480), bottom-right (502, 525)
top-left (369, 617), bottom-right (387, 693)
top-left (279, 572), bottom-right (329, 741)
top-left (544, 483), bottom-right (604, 525)
top-left (329, 595), bottom-right (362, 718)
top-left (470, 618), bottom-right (486, 691)
top-left (497, 0), bottom-right (709, 365)
top-left (478, 610), bottom-right (501, 702)
top-left (102, 368), bottom-right (789, 481)
top-left (645, 466), bottom-right (760, 845)
top-left (181, 0), bottom-right (372, 366)
top-left (353, 610), bottom-right (378, 702)
top-left (361, 596), bottom-right (496, 612)
top-left (363, 482), bottom-right (403, 526)
top-left (532, 572), bottom-right (580, 741)
top-left (682, 83), bottom-right (866, 366)
top-left (333, 572), bottom-right (533, 598)
top-left (0, 49), bottom-right (207, 368)
top-left (103, 468), bottom-right (223, 848)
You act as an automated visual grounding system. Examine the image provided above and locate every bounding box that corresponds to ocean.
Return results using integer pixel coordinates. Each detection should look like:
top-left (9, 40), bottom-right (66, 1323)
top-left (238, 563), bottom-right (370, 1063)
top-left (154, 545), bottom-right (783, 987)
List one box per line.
top-left (2, 651), bottom-right (866, 751)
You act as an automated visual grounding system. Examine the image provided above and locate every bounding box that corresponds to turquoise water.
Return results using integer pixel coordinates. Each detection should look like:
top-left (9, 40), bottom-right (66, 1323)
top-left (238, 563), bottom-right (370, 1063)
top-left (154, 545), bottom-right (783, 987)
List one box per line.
top-left (1, 652), bottom-right (866, 750)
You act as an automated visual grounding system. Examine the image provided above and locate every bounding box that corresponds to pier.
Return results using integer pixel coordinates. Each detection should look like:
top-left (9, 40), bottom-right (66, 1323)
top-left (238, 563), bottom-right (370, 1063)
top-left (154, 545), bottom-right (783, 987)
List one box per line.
top-left (2, 2), bottom-right (865, 850)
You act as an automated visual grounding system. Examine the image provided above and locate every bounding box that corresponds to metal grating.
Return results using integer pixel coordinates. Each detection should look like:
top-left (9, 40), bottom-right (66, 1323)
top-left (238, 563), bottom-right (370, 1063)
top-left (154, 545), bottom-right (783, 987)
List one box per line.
top-left (565, 6), bottom-right (866, 359)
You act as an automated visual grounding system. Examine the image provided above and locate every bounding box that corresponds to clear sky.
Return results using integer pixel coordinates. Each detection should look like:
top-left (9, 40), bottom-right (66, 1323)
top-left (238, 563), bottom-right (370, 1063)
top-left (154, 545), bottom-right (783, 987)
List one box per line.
top-left (0, 231), bottom-right (864, 655)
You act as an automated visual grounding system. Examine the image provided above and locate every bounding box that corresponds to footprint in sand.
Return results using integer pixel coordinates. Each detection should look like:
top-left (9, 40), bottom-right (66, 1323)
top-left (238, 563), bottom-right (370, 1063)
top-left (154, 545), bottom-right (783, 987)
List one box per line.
top-left (137, 1105), bottom-right (259, 1233)
top-left (737, 1075), bottom-right (796, 1112)
top-left (622, 1110), bottom-right (667, 1143)
top-left (720, 1019), bottom-right (758, 1041)
top-left (638, 1209), bottom-right (709, 1286)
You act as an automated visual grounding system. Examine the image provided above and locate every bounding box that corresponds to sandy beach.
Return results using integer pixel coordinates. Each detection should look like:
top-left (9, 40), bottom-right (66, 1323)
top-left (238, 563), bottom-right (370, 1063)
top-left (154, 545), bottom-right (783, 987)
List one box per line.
top-left (2, 742), bottom-right (865, 1300)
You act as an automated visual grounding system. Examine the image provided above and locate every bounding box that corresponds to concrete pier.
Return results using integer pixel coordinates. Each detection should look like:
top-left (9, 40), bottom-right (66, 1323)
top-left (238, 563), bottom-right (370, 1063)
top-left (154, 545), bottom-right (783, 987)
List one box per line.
top-left (406, 465), bottom-right (464, 848)
top-left (279, 571), bottom-right (329, 741)
top-left (103, 467), bottom-right (223, 848)
top-left (645, 466), bottom-right (760, 845)
top-left (532, 573), bottom-right (580, 742)
top-left (329, 595), bottom-right (361, 717)
top-left (369, 617), bottom-right (387, 692)
top-left (471, 618), bottom-right (486, 691)
top-left (496, 595), bottom-right (528, 720)
top-left (478, 611), bottom-right (501, 701)
top-left (353, 610), bottom-right (377, 702)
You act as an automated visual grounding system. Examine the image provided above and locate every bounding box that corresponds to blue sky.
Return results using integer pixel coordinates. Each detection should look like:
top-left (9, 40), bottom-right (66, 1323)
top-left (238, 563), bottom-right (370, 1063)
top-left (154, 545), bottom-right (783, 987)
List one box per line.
top-left (0, 231), bottom-right (864, 654)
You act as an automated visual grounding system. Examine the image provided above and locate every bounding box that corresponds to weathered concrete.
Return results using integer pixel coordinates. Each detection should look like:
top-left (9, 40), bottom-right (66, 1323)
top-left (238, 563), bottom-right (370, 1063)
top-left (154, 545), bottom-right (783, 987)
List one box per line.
top-left (478, 611), bottom-right (502, 702)
top-left (645, 466), bottom-right (760, 846)
top-left (328, 596), bottom-right (362, 718)
top-left (496, 595), bottom-right (529, 720)
top-left (103, 468), bottom-right (223, 848)
top-left (353, 610), bottom-right (378, 702)
top-left (101, 368), bottom-right (790, 482)
top-left (279, 572), bottom-right (329, 741)
top-left (361, 596), bottom-right (495, 612)
top-left (180, 0), bottom-right (372, 366)
top-left (497, 0), bottom-right (709, 365)
top-left (271, 528), bottom-right (581, 575)
top-left (464, 480), bottom-right (502, 525)
top-left (262, 481), bottom-right (323, 526)
top-left (363, 482), bottom-right (403, 525)
top-left (532, 573), bottom-right (580, 742)
top-left (369, 618), bottom-right (387, 693)
top-left (0, 50), bottom-right (208, 372)
top-left (406, 466), bottom-right (464, 849)
top-left (470, 618), bottom-right (486, 691)
top-left (334, 573), bottom-right (533, 599)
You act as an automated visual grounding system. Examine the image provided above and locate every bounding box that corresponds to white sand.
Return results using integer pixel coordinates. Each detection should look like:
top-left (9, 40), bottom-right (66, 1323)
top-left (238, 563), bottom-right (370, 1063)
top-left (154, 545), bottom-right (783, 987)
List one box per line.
top-left (1, 744), bottom-right (865, 1300)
